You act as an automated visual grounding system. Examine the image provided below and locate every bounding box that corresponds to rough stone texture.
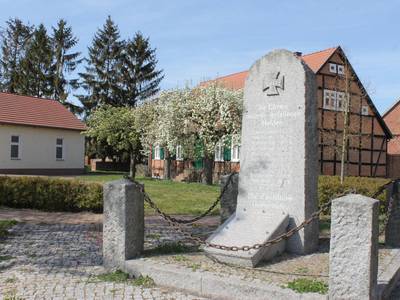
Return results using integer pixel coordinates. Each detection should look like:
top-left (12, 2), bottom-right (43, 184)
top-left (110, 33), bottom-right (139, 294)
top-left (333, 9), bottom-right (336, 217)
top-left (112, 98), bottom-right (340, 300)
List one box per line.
top-left (329, 194), bottom-right (379, 300)
top-left (0, 222), bottom-right (206, 299)
top-left (103, 179), bottom-right (144, 270)
top-left (220, 173), bottom-right (239, 223)
top-left (205, 49), bottom-right (319, 266)
top-left (386, 180), bottom-right (400, 247)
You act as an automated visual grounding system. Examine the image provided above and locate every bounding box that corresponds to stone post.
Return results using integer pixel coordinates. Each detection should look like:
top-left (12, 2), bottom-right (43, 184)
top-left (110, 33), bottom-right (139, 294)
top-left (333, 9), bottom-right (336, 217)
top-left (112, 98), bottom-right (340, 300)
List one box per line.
top-left (329, 194), bottom-right (379, 300)
top-left (103, 179), bottom-right (144, 270)
top-left (220, 173), bottom-right (239, 223)
top-left (385, 180), bottom-right (400, 247)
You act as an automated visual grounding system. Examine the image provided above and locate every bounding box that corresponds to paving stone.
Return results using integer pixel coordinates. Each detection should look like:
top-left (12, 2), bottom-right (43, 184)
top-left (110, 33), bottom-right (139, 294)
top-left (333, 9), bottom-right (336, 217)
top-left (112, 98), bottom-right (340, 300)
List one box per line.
top-left (0, 222), bottom-right (209, 299)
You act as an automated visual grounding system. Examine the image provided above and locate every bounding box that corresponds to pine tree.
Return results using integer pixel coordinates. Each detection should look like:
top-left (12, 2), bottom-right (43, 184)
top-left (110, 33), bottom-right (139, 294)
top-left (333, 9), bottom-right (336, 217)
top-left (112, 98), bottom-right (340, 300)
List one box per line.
top-left (120, 32), bottom-right (164, 107)
top-left (78, 16), bottom-right (123, 116)
top-left (51, 19), bottom-right (81, 103)
top-left (0, 18), bottom-right (32, 93)
top-left (20, 24), bottom-right (53, 97)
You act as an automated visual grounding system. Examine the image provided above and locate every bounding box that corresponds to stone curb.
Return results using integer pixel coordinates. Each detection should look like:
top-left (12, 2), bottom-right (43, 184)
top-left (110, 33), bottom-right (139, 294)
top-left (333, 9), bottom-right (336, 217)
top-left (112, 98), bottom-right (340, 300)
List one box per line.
top-left (378, 249), bottom-right (400, 299)
top-left (124, 258), bottom-right (326, 300)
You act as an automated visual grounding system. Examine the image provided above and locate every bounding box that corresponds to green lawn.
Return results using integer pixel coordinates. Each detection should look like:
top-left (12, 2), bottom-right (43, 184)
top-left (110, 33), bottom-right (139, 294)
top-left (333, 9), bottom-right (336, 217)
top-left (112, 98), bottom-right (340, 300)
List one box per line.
top-left (76, 172), bottom-right (220, 215)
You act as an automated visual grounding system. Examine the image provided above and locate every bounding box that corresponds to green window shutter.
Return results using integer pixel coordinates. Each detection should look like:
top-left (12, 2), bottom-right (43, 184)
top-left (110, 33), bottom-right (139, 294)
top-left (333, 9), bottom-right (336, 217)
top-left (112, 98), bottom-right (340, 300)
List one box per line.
top-left (194, 158), bottom-right (203, 170)
top-left (223, 136), bottom-right (232, 161)
top-left (160, 147), bottom-right (165, 160)
top-left (224, 146), bottom-right (231, 161)
top-left (152, 146), bottom-right (155, 159)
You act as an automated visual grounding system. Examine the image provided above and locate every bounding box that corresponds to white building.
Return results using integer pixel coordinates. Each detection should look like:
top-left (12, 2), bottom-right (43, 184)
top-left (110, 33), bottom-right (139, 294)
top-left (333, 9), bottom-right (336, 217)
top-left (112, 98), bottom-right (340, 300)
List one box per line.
top-left (0, 92), bottom-right (86, 175)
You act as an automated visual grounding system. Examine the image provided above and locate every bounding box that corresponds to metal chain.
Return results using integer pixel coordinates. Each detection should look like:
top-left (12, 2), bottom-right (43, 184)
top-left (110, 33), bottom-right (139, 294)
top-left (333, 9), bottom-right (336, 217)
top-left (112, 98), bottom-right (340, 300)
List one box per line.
top-left (145, 186), bottom-right (354, 251)
top-left (142, 172), bottom-right (237, 225)
top-left (140, 176), bottom-right (399, 251)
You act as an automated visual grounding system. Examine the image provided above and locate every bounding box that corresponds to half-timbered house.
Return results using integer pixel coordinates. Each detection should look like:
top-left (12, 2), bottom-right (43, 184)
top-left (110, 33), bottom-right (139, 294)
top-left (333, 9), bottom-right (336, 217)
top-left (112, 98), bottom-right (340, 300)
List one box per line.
top-left (151, 47), bottom-right (392, 180)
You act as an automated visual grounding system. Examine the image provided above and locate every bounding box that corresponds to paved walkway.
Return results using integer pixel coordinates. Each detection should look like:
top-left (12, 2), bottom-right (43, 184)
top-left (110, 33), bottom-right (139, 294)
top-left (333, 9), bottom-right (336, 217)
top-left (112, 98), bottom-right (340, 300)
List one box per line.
top-left (0, 209), bottom-right (217, 300)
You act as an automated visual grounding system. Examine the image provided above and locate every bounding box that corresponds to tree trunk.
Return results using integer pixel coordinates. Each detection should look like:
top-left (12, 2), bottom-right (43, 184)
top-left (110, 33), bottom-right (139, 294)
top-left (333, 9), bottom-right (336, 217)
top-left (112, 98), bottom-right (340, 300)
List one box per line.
top-left (204, 155), bottom-right (214, 185)
top-left (165, 149), bottom-right (171, 180)
top-left (130, 152), bottom-right (136, 178)
top-left (147, 144), bottom-right (152, 177)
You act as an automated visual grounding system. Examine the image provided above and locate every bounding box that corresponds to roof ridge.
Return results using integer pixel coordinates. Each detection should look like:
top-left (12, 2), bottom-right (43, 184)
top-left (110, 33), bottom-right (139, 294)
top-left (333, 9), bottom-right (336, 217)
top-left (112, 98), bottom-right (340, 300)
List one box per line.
top-left (301, 46), bottom-right (338, 57)
top-left (0, 91), bottom-right (59, 103)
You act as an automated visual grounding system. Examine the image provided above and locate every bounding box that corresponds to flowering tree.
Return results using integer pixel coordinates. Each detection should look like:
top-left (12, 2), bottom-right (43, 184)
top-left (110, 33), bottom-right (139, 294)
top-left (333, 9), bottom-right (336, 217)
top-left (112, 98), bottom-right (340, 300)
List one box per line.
top-left (185, 83), bottom-right (243, 184)
top-left (140, 83), bottom-right (243, 184)
top-left (86, 105), bottom-right (141, 178)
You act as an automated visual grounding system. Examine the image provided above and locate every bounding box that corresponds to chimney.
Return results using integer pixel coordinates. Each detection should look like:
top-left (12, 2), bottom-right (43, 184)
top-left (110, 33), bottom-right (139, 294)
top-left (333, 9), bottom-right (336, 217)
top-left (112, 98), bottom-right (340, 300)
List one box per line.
top-left (294, 51), bottom-right (302, 57)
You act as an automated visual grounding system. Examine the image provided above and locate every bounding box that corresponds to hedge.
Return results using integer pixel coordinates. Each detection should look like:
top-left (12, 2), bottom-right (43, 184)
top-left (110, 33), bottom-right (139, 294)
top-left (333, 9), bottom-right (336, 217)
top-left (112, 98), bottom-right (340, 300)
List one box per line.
top-left (318, 175), bottom-right (389, 214)
top-left (0, 175), bottom-right (392, 214)
top-left (0, 176), bottom-right (103, 213)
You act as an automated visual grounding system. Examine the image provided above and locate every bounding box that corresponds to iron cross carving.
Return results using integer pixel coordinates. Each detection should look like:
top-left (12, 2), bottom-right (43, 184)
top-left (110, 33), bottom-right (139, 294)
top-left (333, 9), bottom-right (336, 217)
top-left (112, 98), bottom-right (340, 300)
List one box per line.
top-left (262, 72), bottom-right (285, 96)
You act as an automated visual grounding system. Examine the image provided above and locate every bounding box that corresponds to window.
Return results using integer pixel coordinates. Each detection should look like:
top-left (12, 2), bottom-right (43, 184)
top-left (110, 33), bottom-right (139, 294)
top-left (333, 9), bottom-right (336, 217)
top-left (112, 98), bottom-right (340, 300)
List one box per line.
top-left (231, 139), bottom-right (240, 162)
top-left (10, 135), bottom-right (20, 160)
top-left (361, 105), bottom-right (369, 116)
top-left (56, 138), bottom-right (64, 160)
top-left (323, 89), bottom-right (346, 111)
top-left (214, 142), bottom-right (224, 162)
top-left (336, 92), bottom-right (345, 111)
top-left (337, 64), bottom-right (345, 75)
top-left (154, 145), bottom-right (161, 160)
top-left (176, 145), bottom-right (183, 161)
top-left (329, 63), bottom-right (337, 73)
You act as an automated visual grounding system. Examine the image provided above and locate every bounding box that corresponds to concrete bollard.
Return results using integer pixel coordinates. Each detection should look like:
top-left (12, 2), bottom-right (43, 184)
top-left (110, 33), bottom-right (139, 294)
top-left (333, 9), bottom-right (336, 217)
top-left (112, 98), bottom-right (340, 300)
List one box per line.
top-left (329, 194), bottom-right (379, 300)
top-left (385, 180), bottom-right (400, 247)
top-left (103, 179), bottom-right (144, 270)
top-left (220, 173), bottom-right (239, 223)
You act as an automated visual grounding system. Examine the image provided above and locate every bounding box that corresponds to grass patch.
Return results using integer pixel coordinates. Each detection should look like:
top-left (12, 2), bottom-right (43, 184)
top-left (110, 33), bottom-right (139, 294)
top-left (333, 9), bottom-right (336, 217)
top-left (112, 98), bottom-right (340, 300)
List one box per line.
top-left (0, 220), bottom-right (18, 238)
top-left (133, 275), bottom-right (155, 288)
top-left (92, 270), bottom-right (155, 288)
top-left (147, 242), bottom-right (194, 255)
top-left (75, 172), bottom-right (220, 216)
top-left (286, 278), bottom-right (328, 294)
top-left (173, 255), bottom-right (189, 262)
top-left (94, 270), bottom-right (130, 283)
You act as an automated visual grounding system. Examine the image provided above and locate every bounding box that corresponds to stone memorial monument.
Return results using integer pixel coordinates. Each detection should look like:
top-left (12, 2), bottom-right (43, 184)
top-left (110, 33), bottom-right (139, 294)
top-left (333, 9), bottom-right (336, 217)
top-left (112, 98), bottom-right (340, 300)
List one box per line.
top-left (204, 49), bottom-right (319, 267)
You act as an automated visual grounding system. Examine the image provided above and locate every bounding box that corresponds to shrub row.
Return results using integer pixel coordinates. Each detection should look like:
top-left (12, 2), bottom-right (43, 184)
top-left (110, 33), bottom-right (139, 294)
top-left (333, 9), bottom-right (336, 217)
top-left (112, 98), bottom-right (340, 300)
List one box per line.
top-left (318, 175), bottom-right (390, 214)
top-left (0, 175), bottom-right (392, 214)
top-left (0, 176), bottom-right (103, 213)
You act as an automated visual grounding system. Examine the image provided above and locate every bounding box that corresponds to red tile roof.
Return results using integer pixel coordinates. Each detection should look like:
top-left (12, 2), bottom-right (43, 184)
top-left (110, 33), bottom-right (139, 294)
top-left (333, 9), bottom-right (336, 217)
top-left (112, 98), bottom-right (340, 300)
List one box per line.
top-left (201, 47), bottom-right (338, 90)
top-left (0, 92), bottom-right (86, 131)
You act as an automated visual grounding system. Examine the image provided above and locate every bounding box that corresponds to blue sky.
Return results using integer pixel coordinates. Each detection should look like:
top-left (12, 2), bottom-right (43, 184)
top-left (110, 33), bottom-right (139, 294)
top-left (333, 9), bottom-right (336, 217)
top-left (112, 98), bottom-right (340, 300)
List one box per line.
top-left (0, 0), bottom-right (399, 113)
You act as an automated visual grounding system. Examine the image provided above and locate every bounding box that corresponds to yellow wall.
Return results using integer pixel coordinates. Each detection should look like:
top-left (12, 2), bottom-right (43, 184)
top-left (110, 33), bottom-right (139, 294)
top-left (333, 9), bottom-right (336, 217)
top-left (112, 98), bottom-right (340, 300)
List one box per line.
top-left (0, 124), bottom-right (84, 170)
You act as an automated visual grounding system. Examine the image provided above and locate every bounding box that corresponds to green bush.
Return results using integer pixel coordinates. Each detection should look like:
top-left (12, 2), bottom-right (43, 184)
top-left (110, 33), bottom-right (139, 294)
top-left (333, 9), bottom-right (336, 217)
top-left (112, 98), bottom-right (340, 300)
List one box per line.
top-left (0, 176), bottom-right (102, 213)
top-left (318, 176), bottom-right (390, 214)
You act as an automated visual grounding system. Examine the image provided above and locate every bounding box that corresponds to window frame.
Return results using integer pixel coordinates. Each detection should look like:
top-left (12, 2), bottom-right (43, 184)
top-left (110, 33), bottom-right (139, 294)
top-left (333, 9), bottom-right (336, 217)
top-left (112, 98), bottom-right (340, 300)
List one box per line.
top-left (337, 64), bottom-right (345, 75)
top-left (329, 63), bottom-right (337, 74)
top-left (176, 145), bottom-right (183, 161)
top-left (56, 138), bottom-right (64, 161)
top-left (231, 137), bottom-right (240, 162)
top-left (214, 142), bottom-right (224, 162)
top-left (323, 89), bottom-right (346, 112)
top-left (10, 135), bottom-right (20, 160)
top-left (361, 105), bottom-right (369, 116)
top-left (154, 145), bottom-right (161, 160)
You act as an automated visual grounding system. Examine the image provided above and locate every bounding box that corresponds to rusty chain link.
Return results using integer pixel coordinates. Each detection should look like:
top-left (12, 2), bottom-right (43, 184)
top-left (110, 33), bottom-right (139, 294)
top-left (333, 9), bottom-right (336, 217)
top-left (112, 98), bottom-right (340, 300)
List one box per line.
top-left (142, 172), bottom-right (237, 225)
top-left (136, 175), bottom-right (399, 251)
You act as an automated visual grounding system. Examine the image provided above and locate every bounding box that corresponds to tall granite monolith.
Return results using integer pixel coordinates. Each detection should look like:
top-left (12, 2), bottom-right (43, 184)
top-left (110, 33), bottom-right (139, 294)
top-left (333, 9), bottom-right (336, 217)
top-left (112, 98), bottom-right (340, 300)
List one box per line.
top-left (204, 49), bottom-right (318, 267)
